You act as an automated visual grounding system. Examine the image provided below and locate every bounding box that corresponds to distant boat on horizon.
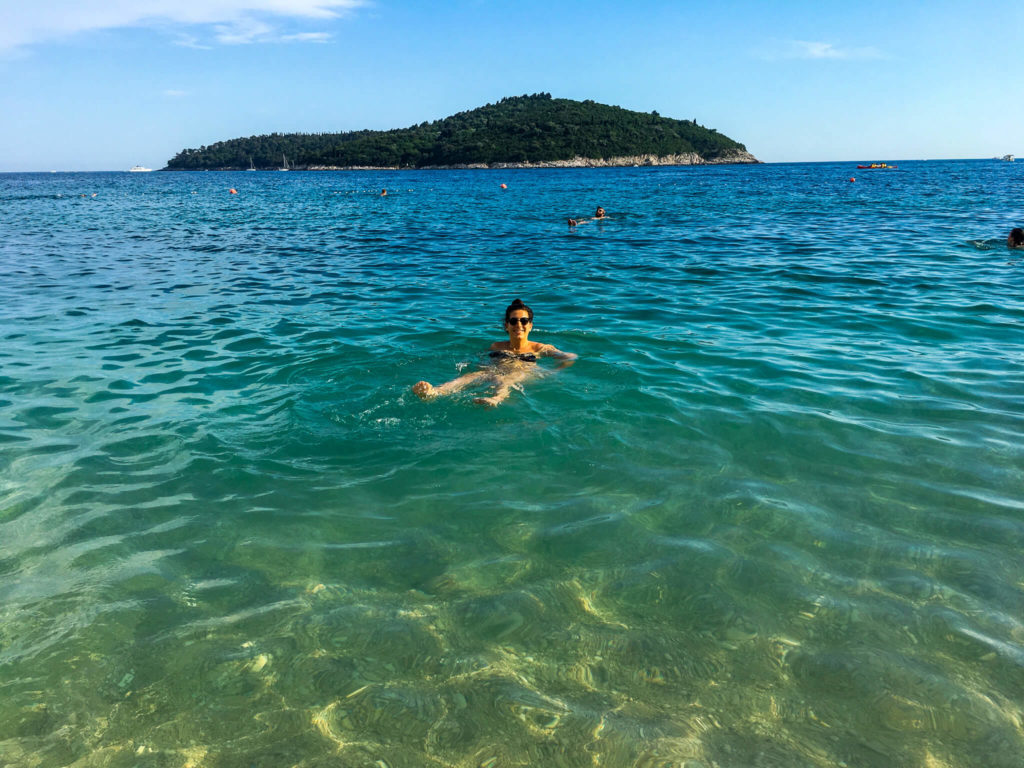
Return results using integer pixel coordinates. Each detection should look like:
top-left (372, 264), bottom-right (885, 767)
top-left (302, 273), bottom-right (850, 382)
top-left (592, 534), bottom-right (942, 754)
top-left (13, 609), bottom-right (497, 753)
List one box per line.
top-left (279, 154), bottom-right (289, 171)
top-left (247, 156), bottom-right (256, 171)
top-left (128, 165), bottom-right (153, 173)
top-left (1001, 154), bottom-right (1015, 162)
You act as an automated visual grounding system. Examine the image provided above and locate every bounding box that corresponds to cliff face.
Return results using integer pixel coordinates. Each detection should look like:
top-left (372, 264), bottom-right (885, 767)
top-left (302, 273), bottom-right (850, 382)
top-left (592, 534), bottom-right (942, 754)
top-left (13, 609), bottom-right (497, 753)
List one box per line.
top-left (419, 150), bottom-right (759, 169)
top-left (702, 149), bottom-right (760, 164)
top-left (306, 150), bottom-right (759, 171)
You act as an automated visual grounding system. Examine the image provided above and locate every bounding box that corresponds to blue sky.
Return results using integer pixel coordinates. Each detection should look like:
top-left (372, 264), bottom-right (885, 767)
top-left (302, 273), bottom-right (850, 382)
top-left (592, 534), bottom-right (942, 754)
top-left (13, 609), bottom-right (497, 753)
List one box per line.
top-left (1, 0), bottom-right (1021, 170)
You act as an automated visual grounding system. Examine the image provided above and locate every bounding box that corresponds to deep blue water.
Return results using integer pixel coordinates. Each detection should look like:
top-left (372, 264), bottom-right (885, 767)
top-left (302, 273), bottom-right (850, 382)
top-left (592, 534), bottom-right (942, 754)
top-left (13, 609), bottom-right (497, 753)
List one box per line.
top-left (2, 161), bottom-right (1023, 767)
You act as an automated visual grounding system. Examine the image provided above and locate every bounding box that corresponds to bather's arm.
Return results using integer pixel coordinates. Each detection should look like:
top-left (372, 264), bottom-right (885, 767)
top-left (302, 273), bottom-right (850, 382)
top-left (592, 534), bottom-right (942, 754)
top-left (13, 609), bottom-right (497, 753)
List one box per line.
top-left (538, 344), bottom-right (577, 370)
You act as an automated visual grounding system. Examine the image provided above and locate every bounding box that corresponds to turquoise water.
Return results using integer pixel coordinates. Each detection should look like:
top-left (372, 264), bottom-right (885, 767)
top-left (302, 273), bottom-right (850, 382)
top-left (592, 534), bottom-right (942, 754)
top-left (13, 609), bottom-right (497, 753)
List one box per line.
top-left (2, 162), bottom-right (1023, 767)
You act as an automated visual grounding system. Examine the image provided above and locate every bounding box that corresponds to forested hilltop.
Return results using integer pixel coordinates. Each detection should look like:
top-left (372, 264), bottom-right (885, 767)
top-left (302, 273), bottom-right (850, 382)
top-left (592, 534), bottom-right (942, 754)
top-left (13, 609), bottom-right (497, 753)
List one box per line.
top-left (165, 94), bottom-right (757, 170)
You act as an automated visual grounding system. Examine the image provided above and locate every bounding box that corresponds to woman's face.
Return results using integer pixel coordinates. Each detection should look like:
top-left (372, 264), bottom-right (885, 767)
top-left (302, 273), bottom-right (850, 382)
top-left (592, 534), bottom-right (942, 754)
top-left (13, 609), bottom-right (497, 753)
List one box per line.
top-left (505, 310), bottom-right (532, 337)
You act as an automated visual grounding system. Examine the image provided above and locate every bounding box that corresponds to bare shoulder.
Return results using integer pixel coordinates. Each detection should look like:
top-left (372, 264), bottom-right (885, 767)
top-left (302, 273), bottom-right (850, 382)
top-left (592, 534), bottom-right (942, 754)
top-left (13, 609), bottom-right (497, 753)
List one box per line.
top-left (489, 341), bottom-right (507, 351)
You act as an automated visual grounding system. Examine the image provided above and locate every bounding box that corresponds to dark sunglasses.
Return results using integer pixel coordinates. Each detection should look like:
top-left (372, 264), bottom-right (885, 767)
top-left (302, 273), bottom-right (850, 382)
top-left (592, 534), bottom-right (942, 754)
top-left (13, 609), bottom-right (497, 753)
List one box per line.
top-left (506, 317), bottom-right (531, 326)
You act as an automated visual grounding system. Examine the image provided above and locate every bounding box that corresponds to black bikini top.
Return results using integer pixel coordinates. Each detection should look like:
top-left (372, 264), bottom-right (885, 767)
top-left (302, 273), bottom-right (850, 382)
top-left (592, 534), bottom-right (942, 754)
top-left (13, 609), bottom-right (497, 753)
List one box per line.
top-left (489, 350), bottom-right (538, 362)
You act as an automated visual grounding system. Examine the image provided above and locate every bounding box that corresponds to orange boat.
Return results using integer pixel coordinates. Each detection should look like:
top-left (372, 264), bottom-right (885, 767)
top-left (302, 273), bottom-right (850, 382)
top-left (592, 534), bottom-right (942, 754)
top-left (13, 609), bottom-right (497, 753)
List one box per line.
top-left (856, 163), bottom-right (898, 169)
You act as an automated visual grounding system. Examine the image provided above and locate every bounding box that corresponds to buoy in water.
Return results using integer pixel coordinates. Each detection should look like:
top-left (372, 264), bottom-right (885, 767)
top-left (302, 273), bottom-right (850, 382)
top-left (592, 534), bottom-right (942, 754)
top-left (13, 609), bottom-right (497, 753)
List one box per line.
top-left (500, 183), bottom-right (507, 189)
top-left (229, 188), bottom-right (238, 194)
top-left (848, 177), bottom-right (855, 182)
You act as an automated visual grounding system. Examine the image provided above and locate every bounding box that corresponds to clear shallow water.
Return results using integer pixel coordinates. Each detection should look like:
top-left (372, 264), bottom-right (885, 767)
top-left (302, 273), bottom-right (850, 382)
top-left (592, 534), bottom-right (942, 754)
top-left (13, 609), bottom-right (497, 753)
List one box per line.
top-left (2, 161), bottom-right (1023, 767)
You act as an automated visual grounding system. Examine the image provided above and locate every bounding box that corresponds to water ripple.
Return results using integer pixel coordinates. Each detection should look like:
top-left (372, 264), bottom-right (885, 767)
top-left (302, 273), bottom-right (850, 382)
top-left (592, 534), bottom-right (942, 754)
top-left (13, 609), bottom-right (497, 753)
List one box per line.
top-left (1, 162), bottom-right (1023, 765)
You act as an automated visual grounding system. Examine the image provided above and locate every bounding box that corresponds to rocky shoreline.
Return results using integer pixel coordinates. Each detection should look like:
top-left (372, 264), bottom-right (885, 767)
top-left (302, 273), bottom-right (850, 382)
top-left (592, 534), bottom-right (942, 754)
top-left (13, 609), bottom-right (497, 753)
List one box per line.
top-left (165, 150), bottom-right (759, 172)
top-left (300, 150), bottom-right (758, 171)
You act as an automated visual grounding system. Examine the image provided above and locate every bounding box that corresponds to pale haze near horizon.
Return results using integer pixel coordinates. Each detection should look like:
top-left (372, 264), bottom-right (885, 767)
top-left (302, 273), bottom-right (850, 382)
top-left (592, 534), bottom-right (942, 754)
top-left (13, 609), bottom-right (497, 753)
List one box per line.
top-left (1, 0), bottom-right (1021, 172)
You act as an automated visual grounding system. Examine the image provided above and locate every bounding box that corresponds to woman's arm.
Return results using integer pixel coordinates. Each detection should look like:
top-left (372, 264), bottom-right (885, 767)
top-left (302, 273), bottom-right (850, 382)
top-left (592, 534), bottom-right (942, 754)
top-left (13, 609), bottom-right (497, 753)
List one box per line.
top-left (536, 346), bottom-right (577, 360)
top-left (538, 343), bottom-right (577, 365)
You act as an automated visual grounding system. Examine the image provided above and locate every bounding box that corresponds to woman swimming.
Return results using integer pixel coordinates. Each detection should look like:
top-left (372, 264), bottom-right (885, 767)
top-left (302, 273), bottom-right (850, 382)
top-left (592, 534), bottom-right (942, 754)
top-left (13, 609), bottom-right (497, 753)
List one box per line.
top-left (412, 298), bottom-right (577, 406)
top-left (1008, 228), bottom-right (1024, 249)
top-left (568, 206), bottom-right (608, 227)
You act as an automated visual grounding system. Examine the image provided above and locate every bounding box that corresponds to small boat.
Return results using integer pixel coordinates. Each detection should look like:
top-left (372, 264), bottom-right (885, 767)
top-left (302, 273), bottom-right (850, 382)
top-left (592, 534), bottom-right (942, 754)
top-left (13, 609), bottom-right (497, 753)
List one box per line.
top-left (856, 163), bottom-right (898, 169)
top-left (128, 165), bottom-right (153, 172)
top-left (1001, 154), bottom-right (1015, 162)
top-left (247, 156), bottom-right (256, 171)
top-left (279, 154), bottom-right (290, 171)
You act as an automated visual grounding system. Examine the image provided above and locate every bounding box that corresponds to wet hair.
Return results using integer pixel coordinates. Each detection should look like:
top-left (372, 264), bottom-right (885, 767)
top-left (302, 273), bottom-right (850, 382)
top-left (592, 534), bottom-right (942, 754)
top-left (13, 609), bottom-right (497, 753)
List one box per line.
top-left (504, 298), bottom-right (534, 325)
top-left (1010, 228), bottom-right (1024, 247)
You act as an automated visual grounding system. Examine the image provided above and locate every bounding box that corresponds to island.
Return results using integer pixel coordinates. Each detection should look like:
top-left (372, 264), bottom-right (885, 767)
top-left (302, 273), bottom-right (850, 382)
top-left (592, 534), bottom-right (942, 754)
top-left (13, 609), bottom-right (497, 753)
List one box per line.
top-left (164, 94), bottom-right (758, 171)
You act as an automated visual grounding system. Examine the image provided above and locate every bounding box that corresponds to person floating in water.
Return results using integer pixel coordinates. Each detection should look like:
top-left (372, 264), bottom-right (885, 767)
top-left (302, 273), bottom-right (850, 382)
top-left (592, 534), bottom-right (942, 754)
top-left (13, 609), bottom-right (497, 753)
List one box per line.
top-left (568, 206), bottom-right (607, 227)
top-left (412, 298), bottom-right (577, 407)
top-left (1008, 228), bottom-right (1024, 249)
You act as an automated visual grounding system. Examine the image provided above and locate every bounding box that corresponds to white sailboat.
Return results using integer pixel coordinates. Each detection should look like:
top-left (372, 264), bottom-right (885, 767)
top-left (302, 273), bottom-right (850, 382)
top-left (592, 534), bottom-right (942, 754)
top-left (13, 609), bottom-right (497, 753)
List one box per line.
top-left (247, 156), bottom-right (256, 171)
top-left (279, 154), bottom-right (290, 171)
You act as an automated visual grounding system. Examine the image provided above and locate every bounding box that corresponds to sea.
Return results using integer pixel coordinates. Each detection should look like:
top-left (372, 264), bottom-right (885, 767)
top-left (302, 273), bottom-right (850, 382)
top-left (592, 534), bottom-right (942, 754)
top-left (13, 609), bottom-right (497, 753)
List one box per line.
top-left (1, 160), bottom-right (1023, 768)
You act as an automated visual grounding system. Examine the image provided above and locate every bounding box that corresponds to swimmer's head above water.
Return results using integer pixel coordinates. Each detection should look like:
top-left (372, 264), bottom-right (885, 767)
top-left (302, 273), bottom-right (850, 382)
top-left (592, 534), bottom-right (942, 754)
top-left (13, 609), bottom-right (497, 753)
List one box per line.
top-left (1009, 228), bottom-right (1024, 249)
top-left (595, 207), bottom-right (606, 218)
top-left (504, 298), bottom-right (534, 329)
